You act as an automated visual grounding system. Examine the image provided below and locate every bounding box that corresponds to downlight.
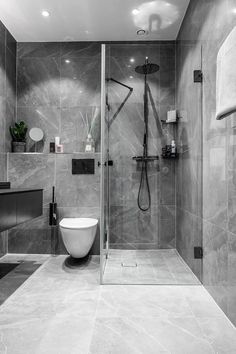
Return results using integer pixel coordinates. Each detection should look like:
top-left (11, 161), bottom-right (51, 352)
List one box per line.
top-left (132, 8), bottom-right (140, 15)
top-left (41, 10), bottom-right (50, 17)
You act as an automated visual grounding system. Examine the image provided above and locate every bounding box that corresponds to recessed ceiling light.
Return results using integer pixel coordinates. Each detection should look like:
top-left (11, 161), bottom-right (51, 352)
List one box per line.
top-left (129, 76), bottom-right (133, 79)
top-left (65, 59), bottom-right (71, 64)
top-left (130, 58), bottom-right (135, 63)
top-left (132, 8), bottom-right (140, 15)
top-left (233, 8), bottom-right (236, 13)
top-left (41, 10), bottom-right (50, 17)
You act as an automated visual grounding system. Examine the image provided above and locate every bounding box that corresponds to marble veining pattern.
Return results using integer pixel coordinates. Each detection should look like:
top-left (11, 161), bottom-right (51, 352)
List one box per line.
top-left (107, 43), bottom-right (176, 249)
top-left (103, 249), bottom-right (200, 285)
top-left (0, 255), bottom-right (235, 353)
top-left (7, 153), bottom-right (100, 255)
top-left (16, 42), bottom-right (101, 154)
top-left (176, 0), bottom-right (236, 326)
top-left (0, 20), bottom-right (16, 257)
top-left (15, 41), bottom-right (177, 254)
top-left (0, 253), bottom-right (50, 305)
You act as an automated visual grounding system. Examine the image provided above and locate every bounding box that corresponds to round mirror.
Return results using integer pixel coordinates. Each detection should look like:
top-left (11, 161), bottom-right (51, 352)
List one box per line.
top-left (29, 128), bottom-right (44, 142)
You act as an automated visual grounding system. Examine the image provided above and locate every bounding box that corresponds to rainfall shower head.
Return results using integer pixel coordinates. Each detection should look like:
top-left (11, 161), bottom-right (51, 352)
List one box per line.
top-left (135, 57), bottom-right (159, 75)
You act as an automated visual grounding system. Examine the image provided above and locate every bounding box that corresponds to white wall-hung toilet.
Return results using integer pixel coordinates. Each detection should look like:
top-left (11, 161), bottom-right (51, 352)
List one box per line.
top-left (59, 218), bottom-right (98, 258)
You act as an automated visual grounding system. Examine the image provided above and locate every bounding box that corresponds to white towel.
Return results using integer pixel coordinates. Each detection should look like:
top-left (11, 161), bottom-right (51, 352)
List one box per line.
top-left (216, 26), bottom-right (236, 120)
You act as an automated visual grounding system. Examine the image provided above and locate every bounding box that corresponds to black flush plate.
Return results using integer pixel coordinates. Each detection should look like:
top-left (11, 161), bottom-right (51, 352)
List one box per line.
top-left (194, 247), bottom-right (203, 259)
top-left (0, 182), bottom-right (10, 189)
top-left (193, 70), bottom-right (203, 83)
top-left (72, 159), bottom-right (95, 175)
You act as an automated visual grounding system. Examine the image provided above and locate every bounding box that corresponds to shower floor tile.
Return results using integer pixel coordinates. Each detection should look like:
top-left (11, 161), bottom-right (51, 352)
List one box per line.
top-left (103, 249), bottom-right (201, 284)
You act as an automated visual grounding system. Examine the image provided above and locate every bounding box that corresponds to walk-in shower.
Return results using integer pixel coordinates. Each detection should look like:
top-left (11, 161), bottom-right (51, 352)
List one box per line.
top-left (100, 43), bottom-right (203, 286)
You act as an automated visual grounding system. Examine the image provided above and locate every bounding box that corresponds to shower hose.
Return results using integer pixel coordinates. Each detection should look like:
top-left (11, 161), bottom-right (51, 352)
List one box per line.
top-left (137, 142), bottom-right (151, 212)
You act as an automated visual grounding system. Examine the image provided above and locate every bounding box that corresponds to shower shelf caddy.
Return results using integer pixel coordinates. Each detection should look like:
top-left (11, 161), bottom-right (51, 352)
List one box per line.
top-left (161, 119), bottom-right (178, 124)
top-left (161, 153), bottom-right (179, 159)
top-left (132, 155), bottom-right (159, 162)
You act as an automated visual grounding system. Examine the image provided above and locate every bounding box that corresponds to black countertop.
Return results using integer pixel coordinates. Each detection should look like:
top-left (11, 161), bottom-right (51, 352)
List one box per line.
top-left (0, 188), bottom-right (43, 195)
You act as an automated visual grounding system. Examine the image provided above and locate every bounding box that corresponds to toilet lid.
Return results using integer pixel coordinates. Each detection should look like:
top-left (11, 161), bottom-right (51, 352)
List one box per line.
top-left (59, 218), bottom-right (98, 229)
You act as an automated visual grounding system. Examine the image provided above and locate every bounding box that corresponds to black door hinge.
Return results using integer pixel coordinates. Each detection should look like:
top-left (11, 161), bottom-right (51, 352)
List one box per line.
top-left (193, 70), bottom-right (203, 83)
top-left (98, 160), bottom-right (114, 167)
top-left (194, 247), bottom-right (203, 259)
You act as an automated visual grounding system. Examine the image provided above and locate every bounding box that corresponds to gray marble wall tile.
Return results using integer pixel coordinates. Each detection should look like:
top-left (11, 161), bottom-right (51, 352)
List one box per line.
top-left (16, 42), bottom-right (101, 154)
top-left (6, 29), bottom-right (16, 57)
top-left (8, 208), bottom-right (52, 254)
top-left (60, 42), bottom-right (100, 58)
top-left (13, 42), bottom-right (176, 255)
top-left (203, 220), bottom-right (228, 313)
top-left (176, 207), bottom-right (202, 281)
top-left (0, 231), bottom-right (7, 257)
top-left (60, 106), bottom-right (100, 153)
top-left (227, 231), bottom-right (236, 325)
top-left (6, 48), bottom-right (16, 104)
top-left (160, 160), bottom-right (176, 205)
top-left (17, 42), bottom-right (60, 58)
top-left (60, 55), bottom-right (101, 107)
top-left (0, 96), bottom-right (6, 153)
top-left (159, 219), bottom-right (175, 249)
top-left (0, 21), bottom-right (6, 97)
top-left (0, 22), bottom-right (16, 256)
top-left (177, 0), bottom-right (236, 325)
top-left (17, 58), bottom-right (60, 107)
top-left (17, 106), bottom-right (60, 153)
top-left (107, 43), bottom-right (176, 249)
top-left (109, 43), bottom-right (163, 59)
top-left (0, 153), bottom-right (6, 180)
top-left (108, 56), bottom-right (160, 105)
top-left (5, 47), bottom-right (16, 151)
top-left (228, 114), bottom-right (236, 171)
top-left (8, 153), bottom-right (55, 206)
top-left (109, 204), bottom-right (159, 249)
top-left (0, 22), bottom-right (16, 155)
top-left (159, 205), bottom-right (176, 249)
top-left (228, 169), bottom-right (236, 234)
top-left (55, 153), bottom-right (100, 208)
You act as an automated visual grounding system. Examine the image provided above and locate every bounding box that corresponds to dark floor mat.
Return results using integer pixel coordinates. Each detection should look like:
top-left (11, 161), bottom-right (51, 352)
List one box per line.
top-left (0, 263), bottom-right (19, 279)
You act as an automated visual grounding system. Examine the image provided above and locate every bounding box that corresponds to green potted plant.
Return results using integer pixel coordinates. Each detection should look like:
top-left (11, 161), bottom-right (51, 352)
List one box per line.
top-left (9, 121), bottom-right (28, 153)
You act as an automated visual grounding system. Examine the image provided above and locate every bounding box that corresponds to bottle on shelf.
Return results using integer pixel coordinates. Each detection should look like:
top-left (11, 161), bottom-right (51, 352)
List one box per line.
top-left (85, 133), bottom-right (95, 153)
top-left (171, 140), bottom-right (176, 154)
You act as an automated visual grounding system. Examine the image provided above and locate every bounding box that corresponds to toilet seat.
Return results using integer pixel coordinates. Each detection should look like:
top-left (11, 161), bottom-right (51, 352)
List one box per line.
top-left (59, 218), bottom-right (98, 230)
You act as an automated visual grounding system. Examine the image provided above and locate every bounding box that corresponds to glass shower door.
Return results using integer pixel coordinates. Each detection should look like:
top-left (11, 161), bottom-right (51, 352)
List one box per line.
top-left (100, 42), bottom-right (203, 285)
top-left (100, 44), bottom-right (109, 283)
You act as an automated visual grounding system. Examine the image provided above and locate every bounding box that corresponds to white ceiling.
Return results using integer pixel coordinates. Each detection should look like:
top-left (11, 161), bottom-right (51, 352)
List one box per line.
top-left (0, 0), bottom-right (190, 42)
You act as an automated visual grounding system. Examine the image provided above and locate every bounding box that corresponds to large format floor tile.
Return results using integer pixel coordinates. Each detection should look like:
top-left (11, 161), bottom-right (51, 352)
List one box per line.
top-left (0, 254), bottom-right (235, 353)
